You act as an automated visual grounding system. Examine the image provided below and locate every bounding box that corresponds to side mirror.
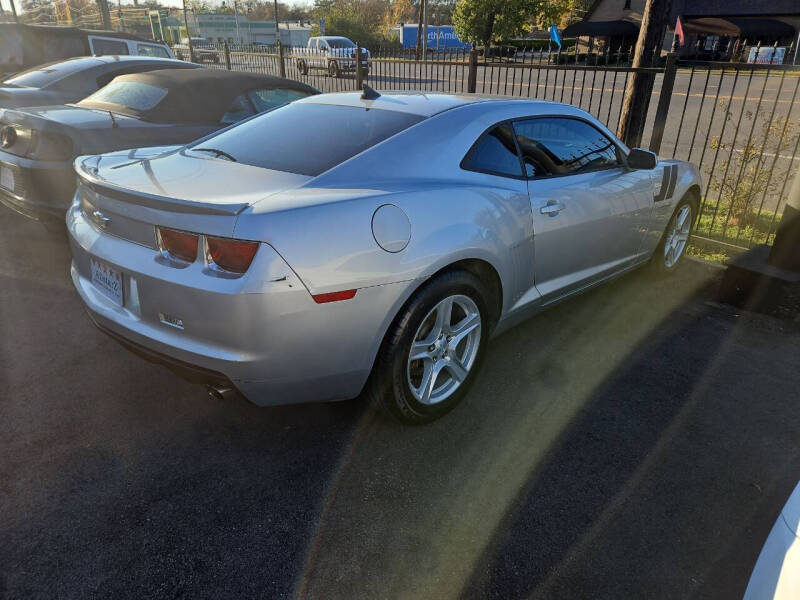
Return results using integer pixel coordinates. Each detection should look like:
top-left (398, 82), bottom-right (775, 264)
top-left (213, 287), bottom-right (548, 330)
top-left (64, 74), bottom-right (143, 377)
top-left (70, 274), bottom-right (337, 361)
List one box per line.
top-left (627, 148), bottom-right (657, 170)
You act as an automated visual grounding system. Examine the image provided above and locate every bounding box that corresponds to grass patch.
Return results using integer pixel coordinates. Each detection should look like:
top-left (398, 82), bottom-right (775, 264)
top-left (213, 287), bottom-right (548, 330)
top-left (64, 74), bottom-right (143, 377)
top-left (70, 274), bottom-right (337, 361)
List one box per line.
top-left (687, 244), bottom-right (730, 264)
top-left (694, 201), bottom-right (779, 248)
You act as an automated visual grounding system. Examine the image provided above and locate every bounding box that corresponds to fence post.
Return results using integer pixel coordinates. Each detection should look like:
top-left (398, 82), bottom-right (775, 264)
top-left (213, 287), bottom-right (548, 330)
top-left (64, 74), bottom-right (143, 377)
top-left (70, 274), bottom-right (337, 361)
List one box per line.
top-left (277, 41), bottom-right (286, 78)
top-left (648, 52), bottom-right (677, 154)
top-left (356, 44), bottom-right (363, 90)
top-left (223, 41), bottom-right (231, 70)
top-left (467, 48), bottom-right (478, 93)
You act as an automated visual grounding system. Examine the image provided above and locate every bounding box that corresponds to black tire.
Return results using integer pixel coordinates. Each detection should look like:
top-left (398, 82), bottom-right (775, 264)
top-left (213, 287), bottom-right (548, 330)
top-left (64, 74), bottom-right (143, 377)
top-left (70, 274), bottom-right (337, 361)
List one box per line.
top-left (365, 269), bottom-right (494, 425)
top-left (328, 60), bottom-right (340, 78)
top-left (298, 60), bottom-right (308, 75)
top-left (651, 191), bottom-right (698, 275)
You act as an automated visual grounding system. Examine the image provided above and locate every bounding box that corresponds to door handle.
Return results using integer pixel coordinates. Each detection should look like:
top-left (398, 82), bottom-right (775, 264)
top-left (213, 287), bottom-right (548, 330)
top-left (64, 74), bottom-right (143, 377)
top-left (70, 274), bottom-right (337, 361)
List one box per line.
top-left (540, 201), bottom-right (565, 216)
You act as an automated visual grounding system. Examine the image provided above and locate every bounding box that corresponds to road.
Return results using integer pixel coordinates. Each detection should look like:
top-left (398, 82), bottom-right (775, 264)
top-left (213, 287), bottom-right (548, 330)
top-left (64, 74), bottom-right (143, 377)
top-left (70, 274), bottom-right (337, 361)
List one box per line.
top-left (2, 209), bottom-right (800, 598)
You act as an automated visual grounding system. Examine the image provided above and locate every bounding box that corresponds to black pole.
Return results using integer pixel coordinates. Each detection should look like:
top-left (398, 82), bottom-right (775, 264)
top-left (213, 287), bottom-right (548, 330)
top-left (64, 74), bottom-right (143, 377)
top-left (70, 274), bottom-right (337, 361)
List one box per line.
top-left (182, 0), bottom-right (194, 62)
top-left (273, 0), bottom-right (279, 44)
top-left (8, 0), bottom-right (18, 23)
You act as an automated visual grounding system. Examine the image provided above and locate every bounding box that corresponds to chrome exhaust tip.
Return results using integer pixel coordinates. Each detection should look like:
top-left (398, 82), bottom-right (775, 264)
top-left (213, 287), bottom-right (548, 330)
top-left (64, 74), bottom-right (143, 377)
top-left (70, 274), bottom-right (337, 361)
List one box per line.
top-left (207, 385), bottom-right (235, 402)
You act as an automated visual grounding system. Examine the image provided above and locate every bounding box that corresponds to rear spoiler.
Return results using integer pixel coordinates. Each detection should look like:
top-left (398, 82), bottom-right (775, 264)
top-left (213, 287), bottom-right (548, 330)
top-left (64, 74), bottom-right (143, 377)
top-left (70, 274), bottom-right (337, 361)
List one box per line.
top-left (75, 153), bottom-right (250, 216)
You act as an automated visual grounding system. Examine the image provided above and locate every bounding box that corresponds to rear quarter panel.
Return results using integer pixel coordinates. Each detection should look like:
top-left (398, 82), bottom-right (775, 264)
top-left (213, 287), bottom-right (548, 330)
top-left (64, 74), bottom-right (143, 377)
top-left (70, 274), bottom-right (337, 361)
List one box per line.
top-left (233, 176), bottom-right (535, 316)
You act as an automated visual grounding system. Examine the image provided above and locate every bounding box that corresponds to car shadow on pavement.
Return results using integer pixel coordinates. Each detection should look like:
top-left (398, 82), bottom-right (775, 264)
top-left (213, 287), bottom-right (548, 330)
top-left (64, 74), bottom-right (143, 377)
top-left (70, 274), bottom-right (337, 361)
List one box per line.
top-left (291, 263), bottom-right (800, 600)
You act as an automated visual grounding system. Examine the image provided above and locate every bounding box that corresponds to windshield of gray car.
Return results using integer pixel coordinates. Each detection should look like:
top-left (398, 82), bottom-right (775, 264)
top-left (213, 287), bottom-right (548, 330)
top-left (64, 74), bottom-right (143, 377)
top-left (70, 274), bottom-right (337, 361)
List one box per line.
top-left (188, 103), bottom-right (424, 176)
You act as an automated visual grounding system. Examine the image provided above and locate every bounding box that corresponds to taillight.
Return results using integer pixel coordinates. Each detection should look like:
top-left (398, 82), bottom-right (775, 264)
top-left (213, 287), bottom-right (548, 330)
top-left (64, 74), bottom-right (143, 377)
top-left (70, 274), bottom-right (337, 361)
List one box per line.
top-left (157, 227), bottom-right (198, 262)
top-left (206, 236), bottom-right (258, 273)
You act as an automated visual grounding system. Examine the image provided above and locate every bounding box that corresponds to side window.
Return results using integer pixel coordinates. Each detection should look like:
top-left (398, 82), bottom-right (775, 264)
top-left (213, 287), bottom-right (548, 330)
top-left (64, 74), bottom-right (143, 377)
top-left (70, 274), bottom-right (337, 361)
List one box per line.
top-left (462, 123), bottom-right (523, 178)
top-left (248, 88), bottom-right (311, 112)
top-left (137, 44), bottom-right (170, 58)
top-left (90, 38), bottom-right (130, 56)
top-left (220, 93), bottom-right (256, 124)
top-left (513, 117), bottom-right (621, 178)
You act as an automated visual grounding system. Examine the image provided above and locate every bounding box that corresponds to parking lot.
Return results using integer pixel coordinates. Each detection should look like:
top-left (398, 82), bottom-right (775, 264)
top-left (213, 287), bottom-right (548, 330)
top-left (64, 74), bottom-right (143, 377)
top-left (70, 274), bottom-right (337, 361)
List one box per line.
top-left (2, 209), bottom-right (800, 598)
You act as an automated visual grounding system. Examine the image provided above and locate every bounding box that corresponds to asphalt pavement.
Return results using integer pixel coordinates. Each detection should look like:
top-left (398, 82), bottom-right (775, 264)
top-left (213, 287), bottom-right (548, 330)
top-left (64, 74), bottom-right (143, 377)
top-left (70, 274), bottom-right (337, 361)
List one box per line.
top-left (2, 209), bottom-right (799, 599)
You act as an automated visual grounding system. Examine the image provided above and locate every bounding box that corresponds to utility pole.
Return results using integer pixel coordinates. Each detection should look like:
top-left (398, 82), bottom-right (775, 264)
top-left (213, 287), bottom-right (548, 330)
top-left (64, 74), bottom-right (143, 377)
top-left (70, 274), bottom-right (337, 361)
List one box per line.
top-left (182, 0), bottom-right (194, 61)
top-left (415, 0), bottom-right (424, 60)
top-left (273, 0), bottom-right (280, 44)
top-left (422, 0), bottom-right (428, 57)
top-left (232, 0), bottom-right (240, 42)
top-left (617, 0), bottom-right (672, 148)
top-left (96, 0), bottom-right (113, 29)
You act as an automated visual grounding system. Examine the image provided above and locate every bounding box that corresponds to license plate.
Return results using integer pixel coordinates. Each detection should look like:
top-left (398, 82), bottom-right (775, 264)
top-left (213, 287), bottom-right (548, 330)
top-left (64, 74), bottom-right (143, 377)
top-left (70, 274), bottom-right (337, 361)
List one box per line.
top-left (0, 165), bottom-right (13, 192)
top-left (90, 258), bottom-right (124, 307)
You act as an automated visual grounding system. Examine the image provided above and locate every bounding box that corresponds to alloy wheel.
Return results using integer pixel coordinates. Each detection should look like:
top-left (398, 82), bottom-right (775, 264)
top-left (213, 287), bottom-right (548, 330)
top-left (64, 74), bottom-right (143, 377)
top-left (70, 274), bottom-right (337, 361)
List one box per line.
top-left (664, 204), bottom-right (692, 268)
top-left (406, 294), bottom-right (482, 406)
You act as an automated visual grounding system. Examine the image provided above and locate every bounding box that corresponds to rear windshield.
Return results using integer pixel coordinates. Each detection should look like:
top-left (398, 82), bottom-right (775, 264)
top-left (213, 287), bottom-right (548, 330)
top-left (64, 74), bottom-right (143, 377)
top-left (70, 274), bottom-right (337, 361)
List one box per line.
top-left (4, 58), bottom-right (91, 88)
top-left (190, 103), bottom-right (424, 176)
top-left (79, 80), bottom-right (168, 111)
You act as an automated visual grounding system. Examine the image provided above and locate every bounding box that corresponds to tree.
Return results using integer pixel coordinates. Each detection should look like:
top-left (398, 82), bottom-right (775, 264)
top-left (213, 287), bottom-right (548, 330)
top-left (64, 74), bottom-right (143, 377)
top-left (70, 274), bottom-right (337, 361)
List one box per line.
top-left (311, 0), bottom-right (395, 47)
top-left (20, 0), bottom-right (55, 23)
top-left (452, 0), bottom-right (530, 47)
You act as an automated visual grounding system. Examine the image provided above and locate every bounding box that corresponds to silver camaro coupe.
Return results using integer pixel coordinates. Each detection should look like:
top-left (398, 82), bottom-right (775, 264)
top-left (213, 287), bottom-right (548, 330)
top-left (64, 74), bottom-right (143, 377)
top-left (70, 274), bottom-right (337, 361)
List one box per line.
top-left (67, 90), bottom-right (702, 424)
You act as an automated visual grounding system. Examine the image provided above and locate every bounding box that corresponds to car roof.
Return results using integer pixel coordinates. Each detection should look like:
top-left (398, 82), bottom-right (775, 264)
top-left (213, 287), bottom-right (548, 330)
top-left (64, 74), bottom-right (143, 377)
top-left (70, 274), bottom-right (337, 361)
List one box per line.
top-left (19, 55), bottom-right (185, 71)
top-left (78, 68), bottom-right (320, 123)
top-left (295, 91), bottom-right (560, 118)
top-left (2, 56), bottom-right (193, 87)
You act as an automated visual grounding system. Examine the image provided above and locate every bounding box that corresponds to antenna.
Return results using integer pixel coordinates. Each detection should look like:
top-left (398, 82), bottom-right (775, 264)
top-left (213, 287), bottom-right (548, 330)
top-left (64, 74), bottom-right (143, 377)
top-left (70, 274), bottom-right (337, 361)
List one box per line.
top-left (360, 84), bottom-right (380, 100)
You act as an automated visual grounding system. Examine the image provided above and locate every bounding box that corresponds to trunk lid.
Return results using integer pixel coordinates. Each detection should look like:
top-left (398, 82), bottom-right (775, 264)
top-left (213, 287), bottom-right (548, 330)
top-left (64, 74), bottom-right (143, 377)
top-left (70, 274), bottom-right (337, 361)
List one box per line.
top-left (75, 147), bottom-right (313, 240)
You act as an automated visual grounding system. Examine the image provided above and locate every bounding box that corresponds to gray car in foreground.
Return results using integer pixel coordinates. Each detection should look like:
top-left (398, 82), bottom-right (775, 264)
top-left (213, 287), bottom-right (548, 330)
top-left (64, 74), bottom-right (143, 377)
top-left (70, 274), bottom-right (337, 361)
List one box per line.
top-left (67, 91), bottom-right (701, 424)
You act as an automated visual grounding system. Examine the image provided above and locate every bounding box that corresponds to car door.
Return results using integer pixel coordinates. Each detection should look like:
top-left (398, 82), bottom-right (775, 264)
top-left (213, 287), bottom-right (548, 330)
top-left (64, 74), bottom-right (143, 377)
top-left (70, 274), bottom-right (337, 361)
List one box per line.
top-left (513, 116), bottom-right (654, 301)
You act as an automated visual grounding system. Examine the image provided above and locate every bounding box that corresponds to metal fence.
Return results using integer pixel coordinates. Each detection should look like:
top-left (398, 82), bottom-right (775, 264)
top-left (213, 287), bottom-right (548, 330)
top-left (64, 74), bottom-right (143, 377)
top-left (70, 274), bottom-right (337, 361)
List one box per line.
top-left (175, 42), bottom-right (800, 253)
top-left (654, 60), bottom-right (800, 250)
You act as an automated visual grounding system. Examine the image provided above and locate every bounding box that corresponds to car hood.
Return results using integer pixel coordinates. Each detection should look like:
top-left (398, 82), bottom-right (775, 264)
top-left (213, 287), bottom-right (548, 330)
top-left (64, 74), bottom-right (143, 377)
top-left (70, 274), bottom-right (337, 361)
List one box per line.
top-left (76, 147), bottom-right (313, 216)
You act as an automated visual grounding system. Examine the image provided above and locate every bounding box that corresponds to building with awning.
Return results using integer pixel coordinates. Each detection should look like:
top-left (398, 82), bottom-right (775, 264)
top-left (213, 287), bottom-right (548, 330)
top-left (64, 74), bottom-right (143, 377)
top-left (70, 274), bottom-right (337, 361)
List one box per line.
top-left (564, 0), bottom-right (799, 60)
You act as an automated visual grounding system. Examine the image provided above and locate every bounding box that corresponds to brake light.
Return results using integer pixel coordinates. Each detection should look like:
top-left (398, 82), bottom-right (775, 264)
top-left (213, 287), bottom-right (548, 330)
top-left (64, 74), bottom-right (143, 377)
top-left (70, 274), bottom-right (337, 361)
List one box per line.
top-left (312, 289), bottom-right (357, 303)
top-left (157, 227), bottom-right (198, 262)
top-left (206, 236), bottom-right (259, 273)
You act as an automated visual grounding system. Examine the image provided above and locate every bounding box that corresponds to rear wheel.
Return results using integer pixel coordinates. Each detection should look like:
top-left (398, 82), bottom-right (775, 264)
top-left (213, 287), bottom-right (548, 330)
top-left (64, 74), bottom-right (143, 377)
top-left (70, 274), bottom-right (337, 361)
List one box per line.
top-left (328, 60), bottom-right (340, 78)
top-left (366, 270), bottom-right (493, 425)
top-left (297, 60), bottom-right (308, 75)
top-left (652, 193), bottom-right (696, 275)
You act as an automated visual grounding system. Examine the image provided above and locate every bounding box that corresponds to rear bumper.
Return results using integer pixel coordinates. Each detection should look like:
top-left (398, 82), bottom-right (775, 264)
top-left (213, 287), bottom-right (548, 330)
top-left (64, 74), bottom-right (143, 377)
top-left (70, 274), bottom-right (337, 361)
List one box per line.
top-left (67, 201), bottom-right (409, 406)
top-left (0, 152), bottom-right (74, 221)
top-left (91, 314), bottom-right (233, 387)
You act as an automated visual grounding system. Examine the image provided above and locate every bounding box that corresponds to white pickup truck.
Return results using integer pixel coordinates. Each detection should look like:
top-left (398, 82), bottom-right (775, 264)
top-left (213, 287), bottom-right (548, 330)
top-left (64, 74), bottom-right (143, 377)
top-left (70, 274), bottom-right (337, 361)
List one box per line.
top-left (292, 36), bottom-right (370, 78)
